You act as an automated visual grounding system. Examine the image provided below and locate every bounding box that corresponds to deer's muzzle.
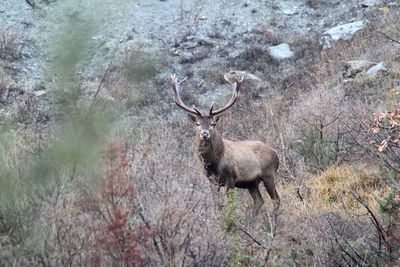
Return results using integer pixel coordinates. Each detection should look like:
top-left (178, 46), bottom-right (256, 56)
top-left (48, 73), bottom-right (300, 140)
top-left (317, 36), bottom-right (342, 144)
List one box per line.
top-left (200, 130), bottom-right (210, 140)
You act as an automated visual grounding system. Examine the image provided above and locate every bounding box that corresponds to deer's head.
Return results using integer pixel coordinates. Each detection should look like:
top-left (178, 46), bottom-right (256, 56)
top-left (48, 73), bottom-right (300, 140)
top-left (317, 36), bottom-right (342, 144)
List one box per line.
top-left (171, 74), bottom-right (243, 141)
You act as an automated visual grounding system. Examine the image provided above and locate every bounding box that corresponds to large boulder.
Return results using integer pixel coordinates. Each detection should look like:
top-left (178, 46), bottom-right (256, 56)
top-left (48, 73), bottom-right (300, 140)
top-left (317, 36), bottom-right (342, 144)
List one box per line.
top-left (342, 60), bottom-right (387, 81)
top-left (361, 0), bottom-right (382, 7)
top-left (267, 43), bottom-right (294, 60)
top-left (321, 21), bottom-right (365, 49)
top-left (342, 60), bottom-right (376, 79)
top-left (366, 62), bottom-right (387, 78)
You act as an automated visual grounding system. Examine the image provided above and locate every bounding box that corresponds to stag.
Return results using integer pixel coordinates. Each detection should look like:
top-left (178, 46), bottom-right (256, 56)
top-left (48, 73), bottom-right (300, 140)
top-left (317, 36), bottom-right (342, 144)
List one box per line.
top-left (171, 74), bottom-right (280, 215)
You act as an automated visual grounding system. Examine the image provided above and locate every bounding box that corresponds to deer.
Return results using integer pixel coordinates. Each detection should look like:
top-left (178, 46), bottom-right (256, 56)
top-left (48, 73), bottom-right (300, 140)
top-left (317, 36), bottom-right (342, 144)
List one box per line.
top-left (171, 74), bottom-right (280, 215)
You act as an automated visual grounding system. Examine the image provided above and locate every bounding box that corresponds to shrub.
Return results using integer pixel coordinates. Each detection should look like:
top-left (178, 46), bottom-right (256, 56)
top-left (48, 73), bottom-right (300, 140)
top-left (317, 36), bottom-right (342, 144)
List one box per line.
top-left (104, 46), bottom-right (161, 112)
top-left (308, 164), bottom-right (383, 207)
top-left (0, 28), bottom-right (22, 60)
top-left (290, 87), bottom-right (347, 171)
top-left (0, 71), bottom-right (11, 101)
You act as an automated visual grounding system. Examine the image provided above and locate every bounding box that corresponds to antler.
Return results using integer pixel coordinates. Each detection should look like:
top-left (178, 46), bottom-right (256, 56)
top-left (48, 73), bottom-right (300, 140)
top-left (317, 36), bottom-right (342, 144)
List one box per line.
top-left (171, 74), bottom-right (202, 116)
top-left (209, 75), bottom-right (243, 116)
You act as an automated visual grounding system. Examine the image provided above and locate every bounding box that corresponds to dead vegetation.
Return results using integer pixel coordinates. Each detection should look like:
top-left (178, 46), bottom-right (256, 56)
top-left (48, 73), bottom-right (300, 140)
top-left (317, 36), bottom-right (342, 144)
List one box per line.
top-left (0, 4), bottom-right (399, 267)
top-left (0, 28), bottom-right (23, 60)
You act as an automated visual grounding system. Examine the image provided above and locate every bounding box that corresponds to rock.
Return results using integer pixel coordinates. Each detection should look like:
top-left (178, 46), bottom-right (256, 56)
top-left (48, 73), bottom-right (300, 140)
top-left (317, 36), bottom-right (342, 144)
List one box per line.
top-left (366, 62), bottom-right (387, 77)
top-left (342, 60), bottom-right (387, 80)
top-left (343, 60), bottom-right (376, 78)
top-left (321, 21), bottom-right (364, 49)
top-left (181, 41), bottom-right (198, 49)
top-left (34, 90), bottom-right (46, 97)
top-left (179, 47), bottom-right (210, 64)
top-left (267, 43), bottom-right (294, 60)
top-left (224, 71), bottom-right (261, 83)
top-left (195, 36), bottom-right (214, 47)
top-left (361, 0), bottom-right (382, 7)
top-left (279, 2), bottom-right (300, 15)
top-left (249, 23), bottom-right (264, 34)
top-left (224, 71), bottom-right (267, 99)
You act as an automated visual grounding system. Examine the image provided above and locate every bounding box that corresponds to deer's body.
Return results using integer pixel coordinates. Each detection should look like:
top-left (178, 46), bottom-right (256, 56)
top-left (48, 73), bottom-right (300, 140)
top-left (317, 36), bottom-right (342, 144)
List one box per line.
top-left (171, 74), bottom-right (280, 215)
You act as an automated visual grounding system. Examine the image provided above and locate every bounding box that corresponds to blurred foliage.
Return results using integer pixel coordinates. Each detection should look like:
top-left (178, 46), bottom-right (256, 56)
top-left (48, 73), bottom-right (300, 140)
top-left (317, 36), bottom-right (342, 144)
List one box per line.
top-left (0, 0), bottom-right (133, 261)
top-left (46, 0), bottom-right (133, 115)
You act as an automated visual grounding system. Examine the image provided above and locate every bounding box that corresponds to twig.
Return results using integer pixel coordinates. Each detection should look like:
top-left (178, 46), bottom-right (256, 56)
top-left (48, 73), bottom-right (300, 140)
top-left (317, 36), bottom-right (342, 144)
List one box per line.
top-left (238, 227), bottom-right (267, 249)
top-left (326, 217), bottom-right (360, 266)
top-left (139, 211), bottom-right (165, 265)
top-left (92, 32), bottom-right (124, 104)
top-left (349, 191), bottom-right (386, 250)
top-left (377, 31), bottom-right (400, 45)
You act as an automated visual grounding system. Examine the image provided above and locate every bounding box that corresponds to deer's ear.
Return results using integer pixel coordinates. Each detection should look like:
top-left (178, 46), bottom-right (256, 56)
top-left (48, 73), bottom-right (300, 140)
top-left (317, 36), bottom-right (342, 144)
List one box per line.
top-left (188, 114), bottom-right (198, 123)
top-left (214, 115), bottom-right (222, 123)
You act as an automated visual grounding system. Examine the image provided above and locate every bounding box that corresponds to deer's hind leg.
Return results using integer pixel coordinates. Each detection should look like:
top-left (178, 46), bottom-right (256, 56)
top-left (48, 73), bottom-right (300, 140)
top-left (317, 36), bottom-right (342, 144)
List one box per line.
top-left (248, 184), bottom-right (264, 216)
top-left (262, 174), bottom-right (280, 211)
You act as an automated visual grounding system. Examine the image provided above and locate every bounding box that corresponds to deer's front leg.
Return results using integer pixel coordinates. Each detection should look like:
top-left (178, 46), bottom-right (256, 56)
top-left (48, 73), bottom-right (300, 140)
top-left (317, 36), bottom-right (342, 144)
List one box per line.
top-left (224, 176), bottom-right (235, 193)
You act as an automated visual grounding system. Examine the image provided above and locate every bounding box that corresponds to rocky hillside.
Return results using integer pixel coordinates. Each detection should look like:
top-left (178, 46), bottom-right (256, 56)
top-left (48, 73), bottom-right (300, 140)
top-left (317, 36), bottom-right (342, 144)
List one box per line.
top-left (1, 0), bottom-right (389, 119)
top-left (0, 0), bottom-right (399, 266)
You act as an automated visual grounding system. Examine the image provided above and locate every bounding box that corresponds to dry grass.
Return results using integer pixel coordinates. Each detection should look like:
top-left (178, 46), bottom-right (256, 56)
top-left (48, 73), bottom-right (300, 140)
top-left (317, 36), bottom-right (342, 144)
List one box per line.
top-left (0, 71), bottom-right (10, 101)
top-left (1, 5), bottom-right (400, 267)
top-left (0, 28), bottom-right (22, 60)
top-left (307, 164), bottom-right (385, 208)
top-left (101, 45), bottom-right (161, 113)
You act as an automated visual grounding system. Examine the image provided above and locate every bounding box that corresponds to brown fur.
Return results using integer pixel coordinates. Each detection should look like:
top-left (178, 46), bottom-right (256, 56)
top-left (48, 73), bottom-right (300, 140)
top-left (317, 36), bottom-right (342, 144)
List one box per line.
top-left (171, 74), bottom-right (279, 215)
top-left (195, 124), bottom-right (280, 215)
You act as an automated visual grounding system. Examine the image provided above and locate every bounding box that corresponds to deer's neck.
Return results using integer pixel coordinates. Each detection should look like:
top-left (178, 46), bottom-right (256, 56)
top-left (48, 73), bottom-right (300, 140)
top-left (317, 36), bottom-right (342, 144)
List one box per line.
top-left (197, 130), bottom-right (225, 171)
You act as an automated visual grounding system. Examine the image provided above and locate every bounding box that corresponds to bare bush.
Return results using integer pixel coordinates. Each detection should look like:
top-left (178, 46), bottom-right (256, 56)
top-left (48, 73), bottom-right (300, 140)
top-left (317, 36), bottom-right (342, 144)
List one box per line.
top-left (289, 86), bottom-right (348, 171)
top-left (102, 46), bottom-right (161, 112)
top-left (0, 71), bottom-right (11, 102)
top-left (177, 0), bottom-right (205, 39)
top-left (0, 28), bottom-right (23, 60)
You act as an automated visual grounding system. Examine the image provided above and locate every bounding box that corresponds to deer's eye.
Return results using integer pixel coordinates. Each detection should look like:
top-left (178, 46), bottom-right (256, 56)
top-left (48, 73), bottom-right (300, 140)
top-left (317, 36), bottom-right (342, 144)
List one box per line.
top-left (211, 123), bottom-right (216, 127)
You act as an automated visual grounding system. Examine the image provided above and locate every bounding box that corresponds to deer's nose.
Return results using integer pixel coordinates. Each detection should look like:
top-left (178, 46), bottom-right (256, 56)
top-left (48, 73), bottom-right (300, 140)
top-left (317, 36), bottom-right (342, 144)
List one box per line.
top-left (200, 130), bottom-right (210, 140)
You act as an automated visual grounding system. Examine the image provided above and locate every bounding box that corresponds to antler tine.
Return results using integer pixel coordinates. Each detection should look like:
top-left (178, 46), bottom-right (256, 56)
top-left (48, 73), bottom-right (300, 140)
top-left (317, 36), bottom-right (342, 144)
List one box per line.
top-left (171, 74), bottom-right (202, 116)
top-left (209, 75), bottom-right (243, 116)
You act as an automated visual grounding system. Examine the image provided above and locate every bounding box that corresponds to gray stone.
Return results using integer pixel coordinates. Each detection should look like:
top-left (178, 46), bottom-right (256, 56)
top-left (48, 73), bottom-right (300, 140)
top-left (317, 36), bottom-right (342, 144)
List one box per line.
top-left (366, 62), bottom-right (387, 77)
top-left (224, 71), bottom-right (267, 99)
top-left (267, 43), bottom-right (294, 60)
top-left (181, 41), bottom-right (198, 49)
top-left (343, 60), bottom-right (376, 78)
top-left (361, 0), bottom-right (382, 7)
top-left (179, 47), bottom-right (210, 64)
top-left (279, 2), bottom-right (300, 15)
top-left (342, 60), bottom-right (387, 80)
top-left (34, 90), bottom-right (47, 97)
top-left (321, 21), bottom-right (364, 49)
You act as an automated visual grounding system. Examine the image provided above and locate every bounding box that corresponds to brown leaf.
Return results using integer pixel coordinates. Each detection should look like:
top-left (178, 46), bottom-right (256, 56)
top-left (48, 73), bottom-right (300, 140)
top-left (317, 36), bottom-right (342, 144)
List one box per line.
top-left (378, 140), bottom-right (388, 152)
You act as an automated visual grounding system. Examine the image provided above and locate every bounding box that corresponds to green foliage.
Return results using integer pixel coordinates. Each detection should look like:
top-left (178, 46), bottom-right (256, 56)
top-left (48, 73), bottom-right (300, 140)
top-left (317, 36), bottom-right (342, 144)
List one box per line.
top-left (378, 190), bottom-right (400, 214)
top-left (219, 190), bottom-right (258, 266)
top-left (298, 127), bottom-right (337, 169)
top-left (228, 248), bottom-right (259, 267)
top-left (377, 171), bottom-right (400, 215)
top-left (0, 1), bottom-right (132, 260)
top-left (46, 4), bottom-right (99, 114)
top-left (46, 0), bottom-right (133, 114)
top-left (219, 189), bottom-right (242, 233)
